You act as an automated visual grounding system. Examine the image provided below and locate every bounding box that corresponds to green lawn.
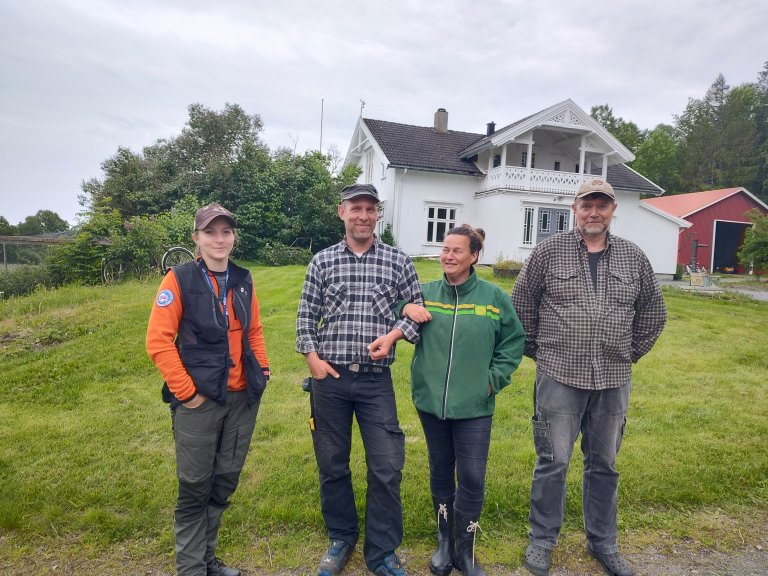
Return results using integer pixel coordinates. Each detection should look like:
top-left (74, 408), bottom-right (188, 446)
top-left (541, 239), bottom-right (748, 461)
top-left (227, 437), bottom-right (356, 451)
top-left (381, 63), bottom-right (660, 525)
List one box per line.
top-left (1, 261), bottom-right (766, 574)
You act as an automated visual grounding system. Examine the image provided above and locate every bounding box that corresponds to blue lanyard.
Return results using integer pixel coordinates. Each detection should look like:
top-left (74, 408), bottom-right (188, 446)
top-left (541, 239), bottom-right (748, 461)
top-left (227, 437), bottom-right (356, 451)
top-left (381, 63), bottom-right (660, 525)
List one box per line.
top-left (200, 264), bottom-right (229, 327)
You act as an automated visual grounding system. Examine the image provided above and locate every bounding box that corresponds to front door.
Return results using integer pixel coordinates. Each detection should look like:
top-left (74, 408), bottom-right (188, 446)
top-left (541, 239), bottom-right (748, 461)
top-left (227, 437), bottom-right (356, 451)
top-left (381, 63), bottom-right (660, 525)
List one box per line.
top-left (537, 208), bottom-right (571, 243)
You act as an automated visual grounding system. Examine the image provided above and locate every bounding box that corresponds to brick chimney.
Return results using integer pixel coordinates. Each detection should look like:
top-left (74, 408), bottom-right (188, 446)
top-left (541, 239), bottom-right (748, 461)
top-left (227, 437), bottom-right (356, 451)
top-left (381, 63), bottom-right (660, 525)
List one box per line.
top-left (434, 108), bottom-right (448, 133)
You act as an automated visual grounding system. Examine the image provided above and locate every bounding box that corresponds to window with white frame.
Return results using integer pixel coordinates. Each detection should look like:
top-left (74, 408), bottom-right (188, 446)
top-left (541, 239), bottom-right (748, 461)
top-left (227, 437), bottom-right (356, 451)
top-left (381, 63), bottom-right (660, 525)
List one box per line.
top-left (376, 202), bottom-right (386, 236)
top-left (426, 205), bottom-right (457, 244)
top-left (521, 151), bottom-right (536, 168)
top-left (522, 207), bottom-right (535, 245)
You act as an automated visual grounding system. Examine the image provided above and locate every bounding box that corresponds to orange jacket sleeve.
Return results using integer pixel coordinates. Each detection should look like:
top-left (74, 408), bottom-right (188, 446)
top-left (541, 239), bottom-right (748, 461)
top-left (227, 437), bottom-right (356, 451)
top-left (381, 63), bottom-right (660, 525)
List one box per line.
top-left (145, 271), bottom-right (197, 402)
top-left (248, 279), bottom-right (270, 375)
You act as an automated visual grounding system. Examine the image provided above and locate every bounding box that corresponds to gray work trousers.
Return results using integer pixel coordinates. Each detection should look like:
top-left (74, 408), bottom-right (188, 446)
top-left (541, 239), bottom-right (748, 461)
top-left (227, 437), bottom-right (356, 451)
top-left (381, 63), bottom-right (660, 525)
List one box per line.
top-left (172, 390), bottom-right (259, 576)
top-left (529, 370), bottom-right (629, 554)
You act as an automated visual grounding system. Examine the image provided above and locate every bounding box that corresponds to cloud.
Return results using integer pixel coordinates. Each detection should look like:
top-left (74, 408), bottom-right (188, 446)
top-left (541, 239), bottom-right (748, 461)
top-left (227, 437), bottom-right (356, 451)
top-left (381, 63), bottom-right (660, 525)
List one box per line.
top-left (1, 0), bottom-right (766, 224)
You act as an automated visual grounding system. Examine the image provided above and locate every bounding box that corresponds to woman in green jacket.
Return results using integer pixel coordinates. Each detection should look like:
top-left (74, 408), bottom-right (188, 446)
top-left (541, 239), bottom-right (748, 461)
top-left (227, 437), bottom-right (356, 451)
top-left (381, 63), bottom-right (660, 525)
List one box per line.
top-left (402, 225), bottom-right (524, 576)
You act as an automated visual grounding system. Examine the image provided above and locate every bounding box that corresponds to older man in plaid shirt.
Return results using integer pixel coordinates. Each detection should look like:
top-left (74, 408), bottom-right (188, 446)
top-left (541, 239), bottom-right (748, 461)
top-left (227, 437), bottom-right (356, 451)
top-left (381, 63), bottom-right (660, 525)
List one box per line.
top-left (513, 179), bottom-right (666, 576)
top-left (297, 183), bottom-right (423, 576)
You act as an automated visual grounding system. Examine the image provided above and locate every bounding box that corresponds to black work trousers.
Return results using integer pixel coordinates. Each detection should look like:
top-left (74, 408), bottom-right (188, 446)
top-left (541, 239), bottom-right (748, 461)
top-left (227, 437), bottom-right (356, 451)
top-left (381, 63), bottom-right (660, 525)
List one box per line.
top-left (310, 366), bottom-right (405, 570)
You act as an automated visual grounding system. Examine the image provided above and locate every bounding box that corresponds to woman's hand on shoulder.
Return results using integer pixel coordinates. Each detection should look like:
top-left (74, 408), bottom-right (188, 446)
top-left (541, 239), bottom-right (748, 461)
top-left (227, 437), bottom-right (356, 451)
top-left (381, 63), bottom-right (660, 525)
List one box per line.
top-left (403, 303), bottom-right (432, 323)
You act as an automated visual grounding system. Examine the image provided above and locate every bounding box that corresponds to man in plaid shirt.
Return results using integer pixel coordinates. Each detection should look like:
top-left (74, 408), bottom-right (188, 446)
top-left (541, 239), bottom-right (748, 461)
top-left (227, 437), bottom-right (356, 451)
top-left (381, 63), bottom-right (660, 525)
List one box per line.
top-left (297, 183), bottom-right (423, 576)
top-left (513, 179), bottom-right (666, 576)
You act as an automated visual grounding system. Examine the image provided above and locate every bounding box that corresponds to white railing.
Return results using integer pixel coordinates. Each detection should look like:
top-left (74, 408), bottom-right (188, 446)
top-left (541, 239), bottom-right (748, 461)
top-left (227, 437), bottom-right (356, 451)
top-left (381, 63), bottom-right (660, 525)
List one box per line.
top-left (479, 167), bottom-right (591, 195)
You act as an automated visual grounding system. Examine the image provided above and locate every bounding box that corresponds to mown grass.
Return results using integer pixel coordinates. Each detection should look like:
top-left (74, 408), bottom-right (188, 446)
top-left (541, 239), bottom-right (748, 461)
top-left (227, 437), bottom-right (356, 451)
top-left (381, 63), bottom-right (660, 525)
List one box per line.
top-left (0, 262), bottom-right (766, 574)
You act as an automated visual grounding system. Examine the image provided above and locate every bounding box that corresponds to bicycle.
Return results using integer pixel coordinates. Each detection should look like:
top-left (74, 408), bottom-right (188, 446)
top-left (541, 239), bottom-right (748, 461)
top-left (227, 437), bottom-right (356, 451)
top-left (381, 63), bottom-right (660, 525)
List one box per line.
top-left (160, 246), bottom-right (195, 274)
top-left (102, 245), bottom-right (195, 284)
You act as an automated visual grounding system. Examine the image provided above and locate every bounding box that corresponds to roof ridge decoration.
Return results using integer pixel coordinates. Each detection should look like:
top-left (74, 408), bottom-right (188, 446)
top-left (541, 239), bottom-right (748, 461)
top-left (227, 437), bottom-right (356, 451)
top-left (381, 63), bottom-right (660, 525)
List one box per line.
top-left (545, 108), bottom-right (586, 127)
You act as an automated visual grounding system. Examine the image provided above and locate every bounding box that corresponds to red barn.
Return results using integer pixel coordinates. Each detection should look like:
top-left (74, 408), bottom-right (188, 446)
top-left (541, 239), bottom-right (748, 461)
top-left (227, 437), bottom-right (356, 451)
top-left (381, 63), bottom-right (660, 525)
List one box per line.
top-left (643, 187), bottom-right (768, 273)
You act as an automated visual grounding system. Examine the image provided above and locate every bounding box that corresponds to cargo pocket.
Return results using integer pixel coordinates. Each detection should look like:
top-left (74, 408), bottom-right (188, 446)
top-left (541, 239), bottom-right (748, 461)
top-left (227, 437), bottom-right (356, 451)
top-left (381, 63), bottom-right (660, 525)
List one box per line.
top-left (615, 416), bottom-right (627, 455)
top-left (385, 423), bottom-right (406, 470)
top-left (532, 416), bottom-right (554, 461)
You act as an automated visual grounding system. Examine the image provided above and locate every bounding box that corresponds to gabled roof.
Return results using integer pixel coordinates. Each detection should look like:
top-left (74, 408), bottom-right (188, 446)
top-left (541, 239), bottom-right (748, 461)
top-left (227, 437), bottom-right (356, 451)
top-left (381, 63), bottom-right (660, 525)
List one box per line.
top-left (458, 99), bottom-right (634, 163)
top-left (458, 111), bottom-right (539, 158)
top-left (643, 187), bottom-right (768, 218)
top-left (362, 118), bottom-right (483, 175)
top-left (596, 165), bottom-right (664, 196)
top-left (348, 101), bottom-right (663, 196)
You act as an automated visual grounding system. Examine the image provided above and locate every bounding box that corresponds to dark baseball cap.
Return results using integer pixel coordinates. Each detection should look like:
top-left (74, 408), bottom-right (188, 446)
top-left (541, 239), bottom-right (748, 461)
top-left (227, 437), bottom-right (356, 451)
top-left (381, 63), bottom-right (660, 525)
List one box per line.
top-left (340, 183), bottom-right (380, 202)
top-left (194, 203), bottom-right (236, 230)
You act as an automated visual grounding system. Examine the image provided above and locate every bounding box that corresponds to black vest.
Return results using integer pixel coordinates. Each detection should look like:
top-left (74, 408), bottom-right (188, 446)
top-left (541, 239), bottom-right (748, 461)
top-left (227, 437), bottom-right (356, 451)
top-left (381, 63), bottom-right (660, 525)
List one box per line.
top-left (162, 260), bottom-right (266, 407)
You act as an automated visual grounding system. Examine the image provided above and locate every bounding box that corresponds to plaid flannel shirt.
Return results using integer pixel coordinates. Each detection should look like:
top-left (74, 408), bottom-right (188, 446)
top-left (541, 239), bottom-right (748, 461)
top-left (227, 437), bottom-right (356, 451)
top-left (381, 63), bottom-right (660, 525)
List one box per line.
top-left (512, 229), bottom-right (666, 390)
top-left (296, 237), bottom-right (423, 366)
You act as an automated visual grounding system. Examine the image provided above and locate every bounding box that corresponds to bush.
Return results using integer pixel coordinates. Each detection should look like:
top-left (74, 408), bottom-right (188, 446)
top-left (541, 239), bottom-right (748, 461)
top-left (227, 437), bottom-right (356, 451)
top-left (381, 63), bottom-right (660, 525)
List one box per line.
top-left (380, 223), bottom-right (396, 247)
top-left (738, 209), bottom-right (768, 277)
top-left (46, 233), bottom-right (105, 285)
top-left (493, 257), bottom-right (524, 270)
top-left (258, 242), bottom-right (312, 266)
top-left (0, 265), bottom-right (53, 298)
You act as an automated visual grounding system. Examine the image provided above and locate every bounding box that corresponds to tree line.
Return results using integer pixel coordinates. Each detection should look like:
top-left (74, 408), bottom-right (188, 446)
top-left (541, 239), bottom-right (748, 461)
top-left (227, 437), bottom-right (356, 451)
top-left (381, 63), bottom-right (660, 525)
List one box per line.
top-left (3, 65), bottom-right (768, 295)
top-left (79, 102), bottom-right (360, 260)
top-left (591, 62), bottom-right (768, 200)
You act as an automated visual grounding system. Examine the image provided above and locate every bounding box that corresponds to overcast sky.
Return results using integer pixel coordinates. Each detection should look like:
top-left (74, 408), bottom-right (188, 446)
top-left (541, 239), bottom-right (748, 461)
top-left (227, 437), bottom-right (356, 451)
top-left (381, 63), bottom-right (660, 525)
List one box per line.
top-left (1, 0), bottom-right (766, 226)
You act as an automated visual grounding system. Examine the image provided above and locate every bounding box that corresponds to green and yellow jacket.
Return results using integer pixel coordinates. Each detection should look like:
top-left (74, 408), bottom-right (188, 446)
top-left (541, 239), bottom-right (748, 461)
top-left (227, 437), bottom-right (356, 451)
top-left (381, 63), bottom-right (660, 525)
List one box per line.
top-left (410, 269), bottom-right (525, 419)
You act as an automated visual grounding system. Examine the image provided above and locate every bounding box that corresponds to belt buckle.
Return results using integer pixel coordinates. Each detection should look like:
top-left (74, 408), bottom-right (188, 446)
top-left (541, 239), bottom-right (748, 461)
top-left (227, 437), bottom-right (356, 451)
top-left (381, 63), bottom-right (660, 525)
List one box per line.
top-left (349, 363), bottom-right (360, 373)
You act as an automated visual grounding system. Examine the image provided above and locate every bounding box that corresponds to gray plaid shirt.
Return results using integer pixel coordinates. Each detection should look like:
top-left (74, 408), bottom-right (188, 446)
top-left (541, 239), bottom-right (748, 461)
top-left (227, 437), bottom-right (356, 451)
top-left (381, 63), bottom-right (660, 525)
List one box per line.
top-left (296, 237), bottom-right (423, 366)
top-left (512, 229), bottom-right (666, 390)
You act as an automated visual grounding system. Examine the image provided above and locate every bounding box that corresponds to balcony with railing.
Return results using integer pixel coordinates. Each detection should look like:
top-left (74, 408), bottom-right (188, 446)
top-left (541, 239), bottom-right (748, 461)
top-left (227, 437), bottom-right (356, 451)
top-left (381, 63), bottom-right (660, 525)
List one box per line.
top-left (479, 166), bottom-right (593, 195)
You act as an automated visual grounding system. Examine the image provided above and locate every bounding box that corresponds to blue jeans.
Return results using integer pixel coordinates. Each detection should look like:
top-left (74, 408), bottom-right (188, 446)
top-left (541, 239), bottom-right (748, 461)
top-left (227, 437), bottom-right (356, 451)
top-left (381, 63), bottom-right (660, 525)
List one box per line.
top-left (310, 366), bottom-right (405, 570)
top-left (529, 370), bottom-right (629, 554)
top-left (417, 410), bottom-right (493, 518)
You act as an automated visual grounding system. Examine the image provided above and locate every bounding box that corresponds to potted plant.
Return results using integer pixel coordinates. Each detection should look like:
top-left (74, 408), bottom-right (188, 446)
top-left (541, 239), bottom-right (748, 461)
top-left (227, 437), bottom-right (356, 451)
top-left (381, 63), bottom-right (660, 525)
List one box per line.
top-left (492, 256), bottom-right (524, 278)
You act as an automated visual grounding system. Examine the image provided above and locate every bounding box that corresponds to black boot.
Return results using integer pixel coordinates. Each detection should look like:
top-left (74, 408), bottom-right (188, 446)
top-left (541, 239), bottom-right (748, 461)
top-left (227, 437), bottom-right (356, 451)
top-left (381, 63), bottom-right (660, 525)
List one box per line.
top-left (429, 497), bottom-right (454, 575)
top-left (452, 508), bottom-right (487, 576)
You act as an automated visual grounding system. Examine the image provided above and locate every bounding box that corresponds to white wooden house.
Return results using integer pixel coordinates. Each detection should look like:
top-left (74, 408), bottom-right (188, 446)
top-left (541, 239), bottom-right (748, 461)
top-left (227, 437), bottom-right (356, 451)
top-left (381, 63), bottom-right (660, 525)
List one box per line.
top-left (343, 99), bottom-right (688, 277)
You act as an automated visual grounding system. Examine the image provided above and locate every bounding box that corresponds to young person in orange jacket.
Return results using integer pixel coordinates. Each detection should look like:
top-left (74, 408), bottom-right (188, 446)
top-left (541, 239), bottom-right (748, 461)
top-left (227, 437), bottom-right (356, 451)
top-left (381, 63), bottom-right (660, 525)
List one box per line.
top-left (147, 203), bottom-right (270, 576)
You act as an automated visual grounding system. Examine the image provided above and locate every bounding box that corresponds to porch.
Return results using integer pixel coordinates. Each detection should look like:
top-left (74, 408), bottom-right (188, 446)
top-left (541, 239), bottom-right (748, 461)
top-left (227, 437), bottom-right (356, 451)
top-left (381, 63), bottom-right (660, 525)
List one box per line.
top-left (479, 166), bottom-right (596, 195)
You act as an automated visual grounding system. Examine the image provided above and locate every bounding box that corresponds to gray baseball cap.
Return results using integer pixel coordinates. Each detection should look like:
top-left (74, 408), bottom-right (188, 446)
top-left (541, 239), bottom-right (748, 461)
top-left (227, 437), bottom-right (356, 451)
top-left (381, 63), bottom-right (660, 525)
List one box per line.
top-left (340, 183), bottom-right (380, 202)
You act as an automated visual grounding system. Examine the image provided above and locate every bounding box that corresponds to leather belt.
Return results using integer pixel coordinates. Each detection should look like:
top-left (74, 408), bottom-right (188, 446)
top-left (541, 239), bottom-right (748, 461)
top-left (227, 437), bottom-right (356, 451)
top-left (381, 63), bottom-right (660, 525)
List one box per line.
top-left (338, 363), bottom-right (388, 374)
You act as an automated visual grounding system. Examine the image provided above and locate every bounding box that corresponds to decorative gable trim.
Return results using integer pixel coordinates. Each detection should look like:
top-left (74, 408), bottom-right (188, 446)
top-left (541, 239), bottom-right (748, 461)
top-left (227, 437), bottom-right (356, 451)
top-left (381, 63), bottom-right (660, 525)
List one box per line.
top-left (460, 99), bottom-right (635, 163)
top-left (343, 118), bottom-right (389, 169)
top-left (543, 108), bottom-right (586, 128)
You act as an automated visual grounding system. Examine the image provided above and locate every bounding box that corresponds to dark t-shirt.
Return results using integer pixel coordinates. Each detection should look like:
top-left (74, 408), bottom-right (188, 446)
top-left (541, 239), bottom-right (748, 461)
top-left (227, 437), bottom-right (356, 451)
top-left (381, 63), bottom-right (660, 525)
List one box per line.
top-left (212, 271), bottom-right (227, 300)
top-left (587, 250), bottom-right (604, 290)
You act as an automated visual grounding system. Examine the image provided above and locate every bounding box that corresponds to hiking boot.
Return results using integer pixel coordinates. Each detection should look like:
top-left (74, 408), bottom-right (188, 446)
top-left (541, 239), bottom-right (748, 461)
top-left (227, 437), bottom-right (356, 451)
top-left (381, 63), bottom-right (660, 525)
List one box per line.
top-left (522, 543), bottom-right (552, 576)
top-left (589, 549), bottom-right (635, 576)
top-left (372, 553), bottom-right (407, 576)
top-left (206, 557), bottom-right (241, 576)
top-left (318, 539), bottom-right (354, 576)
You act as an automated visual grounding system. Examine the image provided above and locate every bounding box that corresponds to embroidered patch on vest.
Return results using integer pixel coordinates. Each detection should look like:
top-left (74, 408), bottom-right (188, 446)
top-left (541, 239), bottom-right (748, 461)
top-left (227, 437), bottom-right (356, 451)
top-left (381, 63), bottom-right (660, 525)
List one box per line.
top-left (156, 289), bottom-right (174, 307)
